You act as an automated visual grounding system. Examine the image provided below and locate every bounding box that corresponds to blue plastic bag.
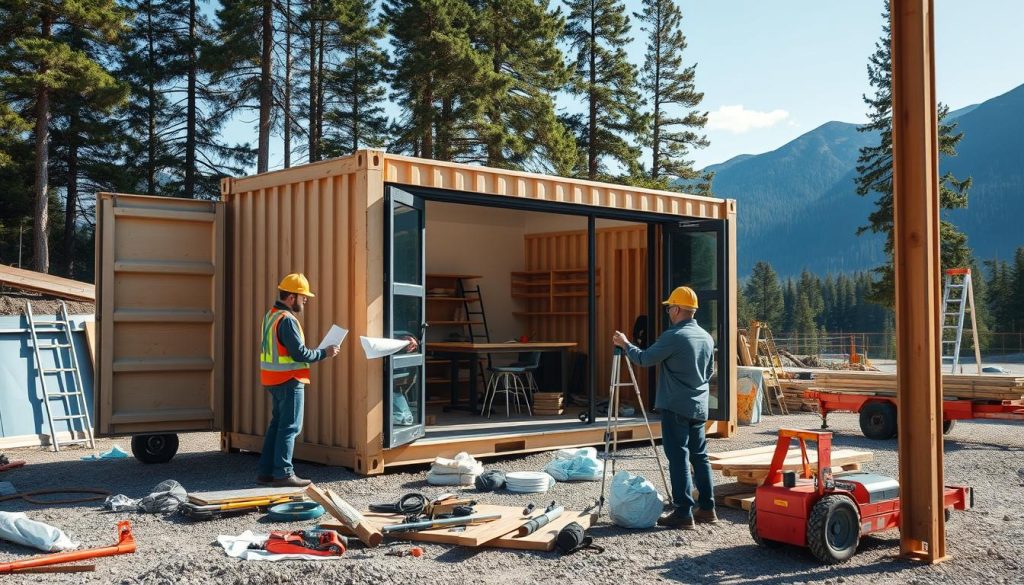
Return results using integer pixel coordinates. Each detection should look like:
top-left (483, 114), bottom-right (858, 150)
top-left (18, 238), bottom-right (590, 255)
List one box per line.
top-left (609, 470), bottom-right (664, 528)
top-left (543, 447), bottom-right (602, 481)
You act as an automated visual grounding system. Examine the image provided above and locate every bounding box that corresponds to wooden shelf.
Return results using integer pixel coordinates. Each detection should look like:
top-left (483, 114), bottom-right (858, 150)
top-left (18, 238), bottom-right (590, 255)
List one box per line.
top-left (426, 296), bottom-right (467, 302)
top-left (511, 267), bottom-right (599, 316)
top-left (428, 320), bottom-right (483, 326)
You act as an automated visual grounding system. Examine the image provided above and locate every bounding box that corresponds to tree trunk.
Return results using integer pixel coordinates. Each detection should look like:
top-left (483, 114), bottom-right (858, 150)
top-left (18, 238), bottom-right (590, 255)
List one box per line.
top-left (185, 0), bottom-right (198, 196)
top-left (422, 84), bottom-right (433, 159)
top-left (283, 0), bottom-right (291, 168)
top-left (588, 15), bottom-right (597, 179)
top-left (33, 15), bottom-right (53, 274)
top-left (146, 4), bottom-right (157, 194)
top-left (63, 112), bottom-right (79, 277)
top-left (308, 2), bottom-right (318, 162)
top-left (258, 0), bottom-right (273, 173)
top-left (315, 20), bottom-right (325, 159)
top-left (351, 46), bottom-right (359, 152)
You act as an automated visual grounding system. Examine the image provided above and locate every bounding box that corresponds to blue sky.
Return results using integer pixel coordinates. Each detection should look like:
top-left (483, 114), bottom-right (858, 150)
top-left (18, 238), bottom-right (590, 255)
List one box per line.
top-left (227, 0), bottom-right (1024, 172)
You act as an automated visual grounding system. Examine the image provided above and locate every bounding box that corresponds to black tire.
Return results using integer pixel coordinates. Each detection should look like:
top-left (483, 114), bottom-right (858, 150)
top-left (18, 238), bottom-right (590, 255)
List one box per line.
top-left (942, 419), bottom-right (956, 435)
top-left (748, 502), bottom-right (781, 548)
top-left (807, 495), bottom-right (861, 564)
top-left (131, 433), bottom-right (179, 464)
top-left (859, 401), bottom-right (898, 440)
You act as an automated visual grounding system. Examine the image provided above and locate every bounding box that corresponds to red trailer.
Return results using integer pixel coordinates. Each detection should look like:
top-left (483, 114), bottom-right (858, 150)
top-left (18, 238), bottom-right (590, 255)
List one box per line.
top-left (807, 390), bottom-right (1024, 440)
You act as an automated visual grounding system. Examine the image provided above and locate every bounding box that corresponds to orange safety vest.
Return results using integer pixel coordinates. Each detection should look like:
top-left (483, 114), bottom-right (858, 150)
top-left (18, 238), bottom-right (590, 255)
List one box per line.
top-left (260, 308), bottom-right (312, 386)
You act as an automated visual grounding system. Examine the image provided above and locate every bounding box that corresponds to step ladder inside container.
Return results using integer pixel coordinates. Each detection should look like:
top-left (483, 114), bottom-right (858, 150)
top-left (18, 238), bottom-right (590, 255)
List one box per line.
top-left (457, 277), bottom-right (492, 376)
top-left (941, 268), bottom-right (982, 374)
top-left (25, 301), bottom-right (95, 452)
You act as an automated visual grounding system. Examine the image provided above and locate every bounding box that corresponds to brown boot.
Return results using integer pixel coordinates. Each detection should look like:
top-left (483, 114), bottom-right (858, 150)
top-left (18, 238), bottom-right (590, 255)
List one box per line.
top-left (270, 474), bottom-right (312, 488)
top-left (693, 507), bottom-right (719, 524)
top-left (657, 510), bottom-right (696, 530)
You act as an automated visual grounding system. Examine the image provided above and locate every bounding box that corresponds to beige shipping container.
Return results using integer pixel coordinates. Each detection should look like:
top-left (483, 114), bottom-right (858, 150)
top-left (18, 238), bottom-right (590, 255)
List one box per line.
top-left (96, 150), bottom-right (737, 473)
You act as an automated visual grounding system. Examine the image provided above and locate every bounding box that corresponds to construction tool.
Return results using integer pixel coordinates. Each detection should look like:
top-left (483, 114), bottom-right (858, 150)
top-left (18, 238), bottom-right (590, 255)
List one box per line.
top-left (596, 348), bottom-right (671, 517)
top-left (179, 495), bottom-right (304, 520)
top-left (306, 484), bottom-right (383, 547)
top-left (260, 529), bottom-right (346, 556)
top-left (941, 267), bottom-right (982, 374)
top-left (521, 503), bottom-right (536, 516)
top-left (516, 506), bottom-right (564, 537)
top-left (749, 428), bottom-right (972, 563)
top-left (12, 563), bottom-right (96, 574)
top-left (0, 521), bottom-right (135, 574)
top-left (384, 546), bottom-right (423, 557)
top-left (380, 513), bottom-right (502, 533)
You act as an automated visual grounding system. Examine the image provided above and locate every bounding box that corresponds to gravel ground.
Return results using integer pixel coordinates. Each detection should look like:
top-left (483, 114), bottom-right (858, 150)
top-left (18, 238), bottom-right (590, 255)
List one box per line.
top-left (1, 412), bottom-right (1021, 584)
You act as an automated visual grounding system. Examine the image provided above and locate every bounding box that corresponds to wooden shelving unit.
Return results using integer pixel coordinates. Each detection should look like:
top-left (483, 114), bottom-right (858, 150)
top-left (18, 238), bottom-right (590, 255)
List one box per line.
top-left (424, 274), bottom-right (487, 407)
top-left (510, 268), bottom-right (599, 317)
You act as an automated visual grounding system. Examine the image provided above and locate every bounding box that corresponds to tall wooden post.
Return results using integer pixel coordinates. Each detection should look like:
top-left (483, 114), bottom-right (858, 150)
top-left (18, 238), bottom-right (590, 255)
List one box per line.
top-left (891, 0), bottom-right (946, 562)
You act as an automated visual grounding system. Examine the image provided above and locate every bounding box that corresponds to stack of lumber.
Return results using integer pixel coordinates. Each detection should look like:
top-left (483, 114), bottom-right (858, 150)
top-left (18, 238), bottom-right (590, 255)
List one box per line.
top-left (811, 371), bottom-right (1024, 402)
top-left (709, 445), bottom-right (874, 511)
top-left (532, 392), bottom-right (564, 415)
top-left (323, 504), bottom-right (595, 551)
top-left (779, 379), bottom-right (818, 412)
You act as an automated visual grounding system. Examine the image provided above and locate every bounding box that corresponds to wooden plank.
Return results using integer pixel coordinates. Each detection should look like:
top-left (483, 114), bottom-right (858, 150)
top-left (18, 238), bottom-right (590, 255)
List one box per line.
top-left (322, 505), bottom-right (595, 551)
top-left (0, 265), bottom-right (95, 301)
top-left (708, 445), bottom-right (777, 461)
top-left (722, 492), bottom-right (756, 511)
top-left (83, 321), bottom-right (97, 373)
top-left (714, 448), bottom-right (873, 471)
top-left (188, 486), bottom-right (305, 505)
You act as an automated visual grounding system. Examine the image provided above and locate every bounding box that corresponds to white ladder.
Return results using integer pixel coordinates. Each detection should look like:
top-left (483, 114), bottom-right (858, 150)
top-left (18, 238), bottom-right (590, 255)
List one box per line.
top-left (940, 268), bottom-right (982, 374)
top-left (25, 301), bottom-right (95, 452)
top-left (596, 348), bottom-right (671, 516)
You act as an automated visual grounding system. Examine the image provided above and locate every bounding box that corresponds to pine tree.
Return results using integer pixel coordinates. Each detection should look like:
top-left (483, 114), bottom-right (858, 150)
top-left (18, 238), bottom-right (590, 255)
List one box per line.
top-left (782, 278), bottom-right (797, 333)
top-left (385, 0), bottom-right (492, 161)
top-left (564, 0), bottom-right (644, 179)
top-left (736, 284), bottom-right (754, 332)
top-left (468, 0), bottom-right (576, 174)
top-left (321, 0), bottom-right (389, 156)
top-left (743, 261), bottom-right (784, 330)
top-left (634, 0), bottom-right (710, 192)
top-left (855, 1), bottom-right (973, 307)
top-left (0, 0), bottom-right (127, 273)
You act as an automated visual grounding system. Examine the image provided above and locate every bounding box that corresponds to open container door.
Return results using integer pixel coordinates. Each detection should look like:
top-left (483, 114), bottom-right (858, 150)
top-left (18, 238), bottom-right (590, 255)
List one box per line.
top-left (95, 193), bottom-right (225, 462)
top-left (663, 219), bottom-right (730, 421)
top-left (383, 187), bottom-right (427, 448)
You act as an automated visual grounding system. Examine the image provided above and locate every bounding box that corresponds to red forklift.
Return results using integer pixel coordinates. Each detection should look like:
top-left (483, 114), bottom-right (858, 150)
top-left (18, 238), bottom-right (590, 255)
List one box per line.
top-left (748, 428), bottom-right (972, 563)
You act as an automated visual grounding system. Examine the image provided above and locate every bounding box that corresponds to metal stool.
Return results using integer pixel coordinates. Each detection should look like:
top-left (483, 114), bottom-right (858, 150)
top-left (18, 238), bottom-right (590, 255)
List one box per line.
top-left (481, 366), bottom-right (532, 418)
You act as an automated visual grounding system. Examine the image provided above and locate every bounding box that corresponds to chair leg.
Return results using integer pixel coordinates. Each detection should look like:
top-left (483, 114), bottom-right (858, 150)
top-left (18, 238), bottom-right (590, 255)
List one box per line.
top-left (483, 372), bottom-right (497, 418)
top-left (520, 375), bottom-right (532, 416)
top-left (502, 373), bottom-right (511, 417)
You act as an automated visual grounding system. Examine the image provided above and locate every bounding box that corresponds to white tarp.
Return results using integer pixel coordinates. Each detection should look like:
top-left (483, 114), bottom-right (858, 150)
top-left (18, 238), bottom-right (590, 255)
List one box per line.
top-left (360, 337), bottom-right (410, 359)
top-left (0, 511), bottom-right (78, 552)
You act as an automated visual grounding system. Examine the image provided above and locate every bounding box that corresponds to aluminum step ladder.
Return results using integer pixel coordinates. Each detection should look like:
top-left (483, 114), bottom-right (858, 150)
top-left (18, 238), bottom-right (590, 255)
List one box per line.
top-left (25, 301), bottom-right (95, 452)
top-left (941, 268), bottom-right (982, 374)
top-left (753, 322), bottom-right (789, 415)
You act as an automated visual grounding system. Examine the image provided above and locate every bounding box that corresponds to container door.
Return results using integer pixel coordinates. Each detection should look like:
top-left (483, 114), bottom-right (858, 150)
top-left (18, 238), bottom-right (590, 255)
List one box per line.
top-left (384, 187), bottom-right (426, 448)
top-left (95, 193), bottom-right (224, 435)
top-left (663, 219), bottom-right (730, 421)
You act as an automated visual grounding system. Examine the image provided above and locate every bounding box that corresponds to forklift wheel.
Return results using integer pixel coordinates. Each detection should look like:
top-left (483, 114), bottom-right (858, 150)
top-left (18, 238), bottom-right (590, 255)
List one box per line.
top-left (942, 419), bottom-right (956, 435)
top-left (747, 502), bottom-right (781, 548)
top-left (807, 495), bottom-right (860, 564)
top-left (131, 434), bottom-right (180, 464)
top-left (859, 401), bottom-right (898, 440)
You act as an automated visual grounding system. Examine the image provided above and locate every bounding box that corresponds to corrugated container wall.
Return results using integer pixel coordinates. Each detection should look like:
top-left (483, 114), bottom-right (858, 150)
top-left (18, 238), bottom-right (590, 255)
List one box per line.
top-left (221, 153), bottom-right (380, 473)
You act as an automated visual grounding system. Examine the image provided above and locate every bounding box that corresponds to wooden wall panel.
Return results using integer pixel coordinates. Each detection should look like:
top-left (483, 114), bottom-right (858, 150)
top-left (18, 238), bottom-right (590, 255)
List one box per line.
top-left (522, 226), bottom-right (649, 403)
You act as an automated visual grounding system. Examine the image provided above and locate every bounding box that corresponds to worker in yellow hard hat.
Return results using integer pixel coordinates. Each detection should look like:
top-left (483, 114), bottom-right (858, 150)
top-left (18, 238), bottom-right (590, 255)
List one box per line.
top-left (256, 273), bottom-right (338, 487)
top-left (612, 285), bottom-right (716, 530)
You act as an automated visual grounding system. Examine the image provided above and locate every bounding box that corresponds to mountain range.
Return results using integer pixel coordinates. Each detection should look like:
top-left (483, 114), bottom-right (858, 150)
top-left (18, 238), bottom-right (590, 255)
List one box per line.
top-left (701, 82), bottom-right (1024, 278)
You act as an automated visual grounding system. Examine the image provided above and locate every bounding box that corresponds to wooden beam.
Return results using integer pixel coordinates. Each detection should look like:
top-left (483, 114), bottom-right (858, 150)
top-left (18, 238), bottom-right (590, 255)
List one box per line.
top-left (891, 0), bottom-right (946, 562)
top-left (0, 265), bottom-right (95, 301)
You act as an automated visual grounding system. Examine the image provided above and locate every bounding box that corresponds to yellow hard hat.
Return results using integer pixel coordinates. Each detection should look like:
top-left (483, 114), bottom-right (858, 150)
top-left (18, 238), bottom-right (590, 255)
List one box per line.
top-left (662, 286), bottom-right (698, 309)
top-left (278, 273), bottom-right (315, 297)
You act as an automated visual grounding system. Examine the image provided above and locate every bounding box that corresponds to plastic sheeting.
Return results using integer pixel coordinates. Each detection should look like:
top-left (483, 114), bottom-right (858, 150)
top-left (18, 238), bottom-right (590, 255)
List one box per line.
top-left (608, 470), bottom-right (664, 529)
top-left (543, 447), bottom-right (602, 482)
top-left (0, 511), bottom-right (78, 552)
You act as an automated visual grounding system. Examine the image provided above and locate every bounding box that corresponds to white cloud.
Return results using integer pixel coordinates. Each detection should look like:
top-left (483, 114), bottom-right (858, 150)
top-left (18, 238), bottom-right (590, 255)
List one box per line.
top-left (706, 105), bottom-right (791, 134)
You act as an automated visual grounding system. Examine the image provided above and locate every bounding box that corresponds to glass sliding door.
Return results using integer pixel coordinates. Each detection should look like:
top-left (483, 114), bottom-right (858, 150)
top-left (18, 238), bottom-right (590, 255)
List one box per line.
top-left (384, 187), bottom-right (426, 448)
top-left (663, 219), bottom-right (730, 421)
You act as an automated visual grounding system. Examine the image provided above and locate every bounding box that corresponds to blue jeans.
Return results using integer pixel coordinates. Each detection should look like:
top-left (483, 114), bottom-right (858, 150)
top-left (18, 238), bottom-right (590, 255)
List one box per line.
top-left (660, 410), bottom-right (715, 515)
top-left (257, 381), bottom-right (305, 479)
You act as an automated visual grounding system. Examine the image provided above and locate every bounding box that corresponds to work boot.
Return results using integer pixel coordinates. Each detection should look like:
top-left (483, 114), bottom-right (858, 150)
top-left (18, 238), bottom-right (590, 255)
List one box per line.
top-left (271, 474), bottom-right (312, 488)
top-left (657, 510), bottom-right (696, 530)
top-left (693, 507), bottom-right (719, 524)
top-left (256, 474), bottom-right (273, 485)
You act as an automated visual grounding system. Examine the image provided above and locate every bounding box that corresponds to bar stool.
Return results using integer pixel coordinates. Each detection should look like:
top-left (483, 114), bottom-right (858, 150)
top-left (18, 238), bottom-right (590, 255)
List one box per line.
top-left (481, 364), bottom-right (532, 418)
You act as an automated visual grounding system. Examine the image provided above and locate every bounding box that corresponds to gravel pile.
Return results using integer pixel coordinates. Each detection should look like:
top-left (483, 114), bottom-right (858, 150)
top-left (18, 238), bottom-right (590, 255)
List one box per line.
top-left (0, 412), bottom-right (1021, 584)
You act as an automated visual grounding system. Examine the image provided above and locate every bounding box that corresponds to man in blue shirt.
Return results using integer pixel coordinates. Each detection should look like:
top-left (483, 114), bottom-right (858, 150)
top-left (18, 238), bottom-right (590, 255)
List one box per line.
top-left (612, 285), bottom-right (716, 529)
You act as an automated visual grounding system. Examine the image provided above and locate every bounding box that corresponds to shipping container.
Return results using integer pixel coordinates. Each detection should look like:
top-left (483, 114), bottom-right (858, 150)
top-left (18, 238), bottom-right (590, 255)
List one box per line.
top-left (96, 150), bottom-right (737, 473)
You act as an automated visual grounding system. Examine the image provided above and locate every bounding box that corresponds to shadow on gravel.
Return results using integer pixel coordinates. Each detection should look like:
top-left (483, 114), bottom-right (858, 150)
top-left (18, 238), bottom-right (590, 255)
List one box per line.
top-left (650, 535), bottom-right (917, 584)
